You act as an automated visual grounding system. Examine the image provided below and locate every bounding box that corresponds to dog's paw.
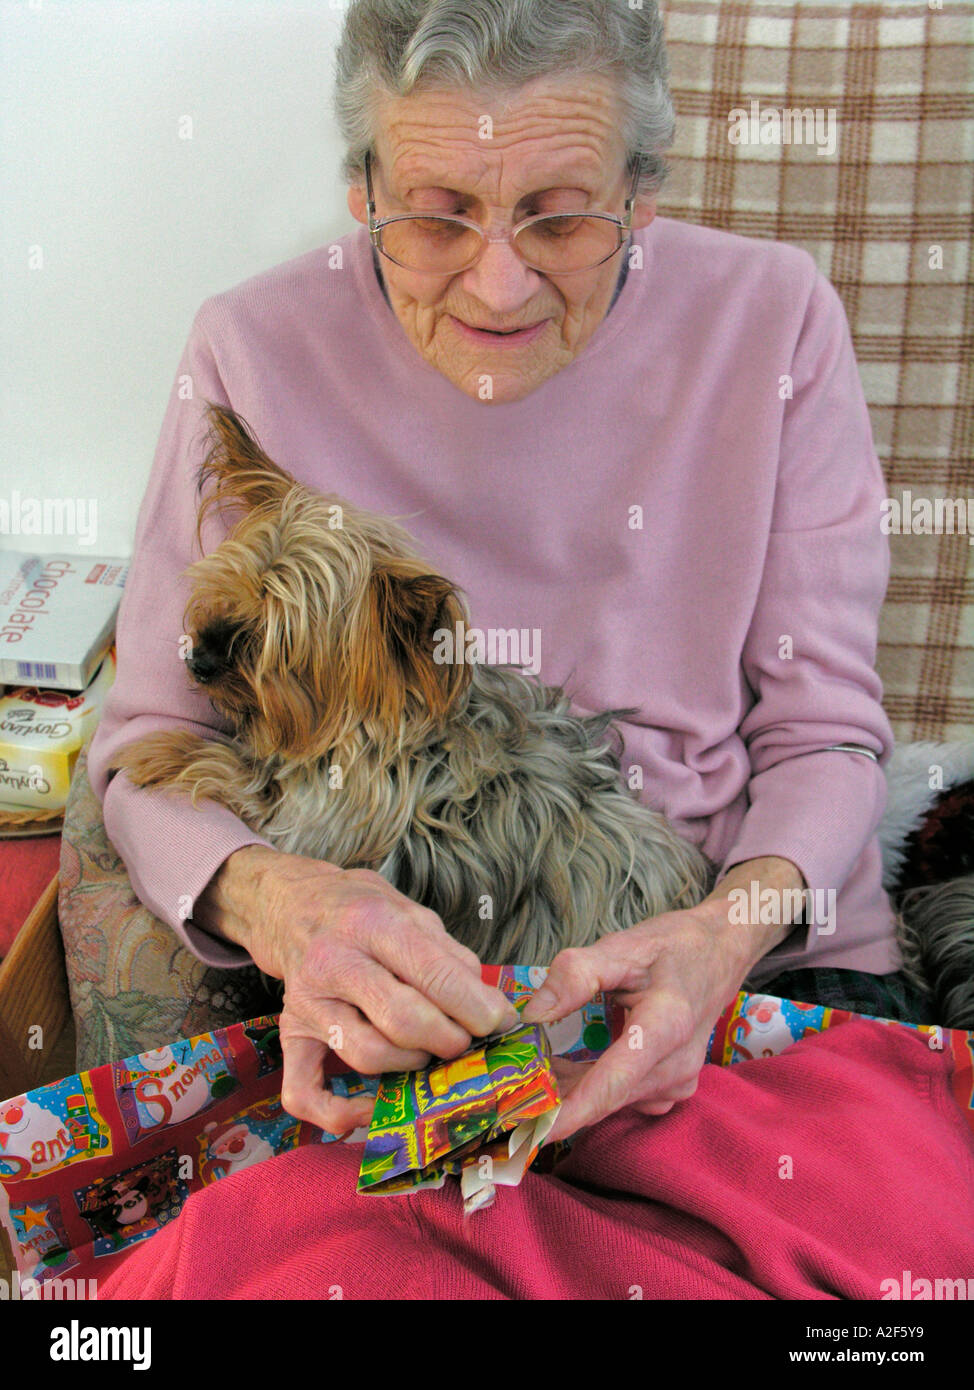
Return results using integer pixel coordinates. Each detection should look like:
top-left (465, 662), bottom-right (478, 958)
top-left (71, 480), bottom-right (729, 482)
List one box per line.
top-left (109, 731), bottom-right (217, 790)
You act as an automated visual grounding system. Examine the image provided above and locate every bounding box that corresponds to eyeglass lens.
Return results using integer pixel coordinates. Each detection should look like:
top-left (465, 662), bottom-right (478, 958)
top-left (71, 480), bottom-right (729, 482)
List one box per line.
top-left (378, 214), bottom-right (624, 274)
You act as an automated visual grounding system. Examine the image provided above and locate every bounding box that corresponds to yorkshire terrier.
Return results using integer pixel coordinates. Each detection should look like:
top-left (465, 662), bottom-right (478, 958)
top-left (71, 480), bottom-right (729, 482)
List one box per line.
top-left (111, 404), bottom-right (715, 965)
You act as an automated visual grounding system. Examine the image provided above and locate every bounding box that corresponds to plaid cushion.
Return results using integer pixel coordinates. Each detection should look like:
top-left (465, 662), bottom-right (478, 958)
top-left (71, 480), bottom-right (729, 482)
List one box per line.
top-left (658, 0), bottom-right (974, 741)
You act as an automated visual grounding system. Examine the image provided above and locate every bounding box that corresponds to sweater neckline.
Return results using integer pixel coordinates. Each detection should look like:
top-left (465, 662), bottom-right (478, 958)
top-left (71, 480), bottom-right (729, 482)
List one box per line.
top-left (348, 219), bottom-right (654, 400)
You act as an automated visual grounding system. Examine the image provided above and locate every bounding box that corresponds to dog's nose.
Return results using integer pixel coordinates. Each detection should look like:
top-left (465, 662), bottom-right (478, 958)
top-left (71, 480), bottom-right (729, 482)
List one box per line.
top-left (184, 618), bottom-right (242, 683)
top-left (185, 648), bottom-right (220, 683)
top-left (184, 640), bottom-right (228, 684)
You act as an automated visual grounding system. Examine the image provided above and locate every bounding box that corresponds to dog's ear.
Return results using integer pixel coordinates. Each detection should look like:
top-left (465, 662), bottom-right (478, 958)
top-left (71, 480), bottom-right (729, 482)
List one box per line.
top-left (352, 569), bottom-right (470, 731)
top-left (250, 668), bottom-right (323, 760)
top-left (195, 402), bottom-right (297, 544)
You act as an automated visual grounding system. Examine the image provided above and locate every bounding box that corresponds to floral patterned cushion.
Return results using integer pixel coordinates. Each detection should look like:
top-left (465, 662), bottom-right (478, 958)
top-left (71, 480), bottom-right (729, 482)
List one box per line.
top-left (58, 745), bottom-right (281, 1071)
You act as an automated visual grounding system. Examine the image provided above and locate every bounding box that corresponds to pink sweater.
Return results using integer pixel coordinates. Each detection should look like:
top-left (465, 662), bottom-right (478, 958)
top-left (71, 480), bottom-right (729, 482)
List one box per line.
top-left (87, 216), bottom-right (901, 983)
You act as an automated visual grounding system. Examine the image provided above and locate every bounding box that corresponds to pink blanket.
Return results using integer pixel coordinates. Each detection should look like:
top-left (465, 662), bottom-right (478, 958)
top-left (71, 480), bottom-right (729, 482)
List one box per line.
top-left (99, 1020), bottom-right (974, 1300)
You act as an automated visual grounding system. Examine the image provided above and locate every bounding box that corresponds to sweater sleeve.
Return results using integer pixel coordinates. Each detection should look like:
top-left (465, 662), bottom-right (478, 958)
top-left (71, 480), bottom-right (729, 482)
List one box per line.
top-left (717, 267), bottom-right (894, 954)
top-left (86, 307), bottom-right (273, 968)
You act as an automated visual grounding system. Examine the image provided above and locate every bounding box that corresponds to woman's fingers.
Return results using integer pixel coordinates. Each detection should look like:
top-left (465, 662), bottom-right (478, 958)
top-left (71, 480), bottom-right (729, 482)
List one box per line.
top-left (550, 1054), bottom-right (591, 1100)
top-left (283, 867), bottom-right (517, 1043)
top-left (542, 994), bottom-right (700, 1143)
top-left (521, 935), bottom-right (661, 1027)
top-left (257, 861), bottom-right (526, 1111)
top-left (630, 1074), bottom-right (701, 1115)
top-left (354, 912), bottom-right (519, 1042)
top-left (278, 1031), bottom-right (376, 1135)
top-left (291, 995), bottom-right (434, 1074)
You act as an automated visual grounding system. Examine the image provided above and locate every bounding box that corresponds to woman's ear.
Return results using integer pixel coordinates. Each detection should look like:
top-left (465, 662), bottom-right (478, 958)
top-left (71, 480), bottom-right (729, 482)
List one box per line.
top-left (631, 198), bottom-right (657, 232)
top-left (347, 183), bottom-right (368, 226)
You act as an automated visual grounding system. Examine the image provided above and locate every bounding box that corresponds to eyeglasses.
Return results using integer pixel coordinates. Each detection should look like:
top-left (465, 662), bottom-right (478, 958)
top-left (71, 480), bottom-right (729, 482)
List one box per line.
top-left (365, 149), bottom-right (642, 276)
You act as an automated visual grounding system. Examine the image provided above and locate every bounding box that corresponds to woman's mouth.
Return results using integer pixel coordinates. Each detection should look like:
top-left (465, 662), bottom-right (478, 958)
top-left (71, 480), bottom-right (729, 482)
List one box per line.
top-left (450, 317), bottom-right (549, 346)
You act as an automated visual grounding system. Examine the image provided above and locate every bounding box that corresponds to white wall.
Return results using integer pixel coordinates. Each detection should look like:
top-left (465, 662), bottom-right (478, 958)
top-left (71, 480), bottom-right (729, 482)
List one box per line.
top-left (1, 0), bottom-right (354, 557)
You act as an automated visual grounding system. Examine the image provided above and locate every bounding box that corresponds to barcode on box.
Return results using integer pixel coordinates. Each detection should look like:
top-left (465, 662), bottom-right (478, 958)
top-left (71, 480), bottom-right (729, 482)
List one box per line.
top-left (16, 661), bottom-right (58, 681)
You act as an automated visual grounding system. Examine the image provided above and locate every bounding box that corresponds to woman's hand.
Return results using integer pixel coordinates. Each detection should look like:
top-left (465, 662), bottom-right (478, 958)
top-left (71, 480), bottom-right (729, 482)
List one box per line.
top-left (194, 846), bottom-right (519, 1136)
top-left (521, 856), bottom-right (803, 1143)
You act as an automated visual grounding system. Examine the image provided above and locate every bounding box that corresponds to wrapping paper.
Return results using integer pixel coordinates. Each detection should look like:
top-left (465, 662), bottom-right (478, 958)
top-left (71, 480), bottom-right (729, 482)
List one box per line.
top-left (358, 1022), bottom-right (561, 1214)
top-left (1, 965), bottom-right (972, 1293)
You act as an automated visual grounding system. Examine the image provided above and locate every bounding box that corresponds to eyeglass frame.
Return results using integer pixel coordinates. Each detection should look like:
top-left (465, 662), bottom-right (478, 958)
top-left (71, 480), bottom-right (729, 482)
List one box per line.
top-left (364, 147), bottom-right (644, 276)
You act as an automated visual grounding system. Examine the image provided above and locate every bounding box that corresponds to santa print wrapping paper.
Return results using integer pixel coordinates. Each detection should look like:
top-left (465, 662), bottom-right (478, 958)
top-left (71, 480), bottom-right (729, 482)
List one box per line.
top-left (1, 963), bottom-right (972, 1293)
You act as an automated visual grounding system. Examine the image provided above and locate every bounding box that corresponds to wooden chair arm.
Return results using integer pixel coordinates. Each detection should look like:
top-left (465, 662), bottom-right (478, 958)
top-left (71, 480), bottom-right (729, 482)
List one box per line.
top-left (0, 875), bottom-right (76, 1100)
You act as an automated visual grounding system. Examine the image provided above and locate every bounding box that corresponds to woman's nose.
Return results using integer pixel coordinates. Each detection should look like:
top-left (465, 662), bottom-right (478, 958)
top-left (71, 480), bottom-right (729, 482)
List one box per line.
top-left (459, 234), bottom-right (545, 312)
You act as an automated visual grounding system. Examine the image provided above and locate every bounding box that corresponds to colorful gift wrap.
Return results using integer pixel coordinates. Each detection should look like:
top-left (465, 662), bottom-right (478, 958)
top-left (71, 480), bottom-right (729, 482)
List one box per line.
top-left (0, 1020), bottom-right (318, 1290)
top-left (357, 1022), bottom-right (561, 1213)
top-left (1, 967), bottom-right (972, 1293)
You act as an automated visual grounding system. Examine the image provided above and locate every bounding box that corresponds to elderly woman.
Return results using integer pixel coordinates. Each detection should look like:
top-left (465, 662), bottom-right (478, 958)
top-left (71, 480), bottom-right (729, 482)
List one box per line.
top-left (88, 0), bottom-right (919, 1149)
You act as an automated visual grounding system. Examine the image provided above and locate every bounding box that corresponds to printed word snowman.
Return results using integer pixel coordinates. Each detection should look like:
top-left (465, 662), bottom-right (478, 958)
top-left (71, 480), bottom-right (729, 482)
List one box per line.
top-left (133, 1047), bottom-right (213, 1127)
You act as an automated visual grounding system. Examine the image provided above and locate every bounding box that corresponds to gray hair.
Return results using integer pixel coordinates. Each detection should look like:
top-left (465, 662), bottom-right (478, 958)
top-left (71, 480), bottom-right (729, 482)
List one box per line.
top-left (333, 0), bottom-right (675, 197)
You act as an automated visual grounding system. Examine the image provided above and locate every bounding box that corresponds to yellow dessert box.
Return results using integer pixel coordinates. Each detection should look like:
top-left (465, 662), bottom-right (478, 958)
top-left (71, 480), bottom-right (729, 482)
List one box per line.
top-left (0, 649), bottom-right (116, 812)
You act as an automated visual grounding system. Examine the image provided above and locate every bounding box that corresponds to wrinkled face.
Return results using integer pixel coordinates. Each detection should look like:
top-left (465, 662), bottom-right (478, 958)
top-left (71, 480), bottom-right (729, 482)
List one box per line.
top-left (182, 488), bottom-right (470, 758)
top-left (347, 71), bottom-right (656, 403)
